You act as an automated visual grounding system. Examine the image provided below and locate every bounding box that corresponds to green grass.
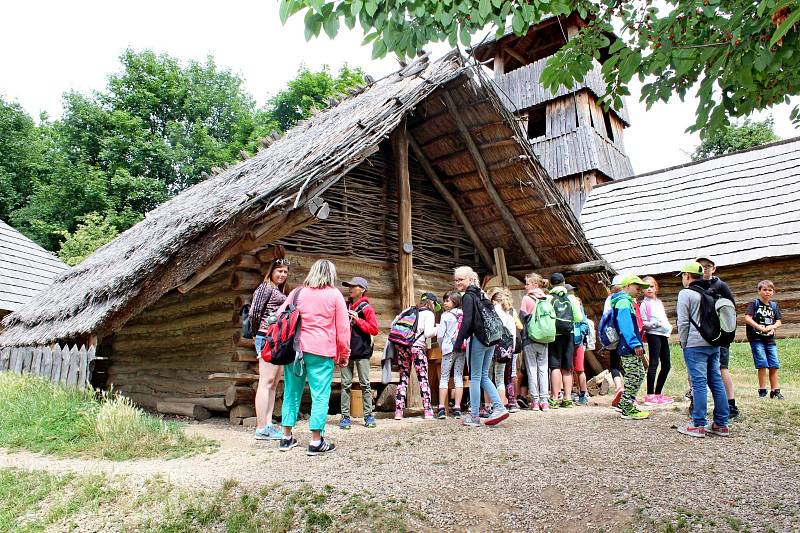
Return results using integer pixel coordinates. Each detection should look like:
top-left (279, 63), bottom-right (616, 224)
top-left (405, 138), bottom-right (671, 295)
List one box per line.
top-left (0, 469), bottom-right (421, 532)
top-left (0, 372), bottom-right (215, 460)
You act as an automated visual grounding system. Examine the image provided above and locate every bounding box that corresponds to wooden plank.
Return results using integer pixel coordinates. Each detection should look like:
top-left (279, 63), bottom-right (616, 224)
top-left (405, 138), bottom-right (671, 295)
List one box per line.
top-left (442, 91), bottom-right (542, 268)
top-left (208, 372), bottom-right (259, 383)
top-left (66, 345), bottom-right (80, 387)
top-left (21, 346), bottom-right (33, 373)
top-left (493, 248), bottom-right (510, 288)
top-left (60, 345), bottom-right (71, 385)
top-left (408, 136), bottom-right (494, 269)
top-left (41, 346), bottom-right (52, 380)
top-left (0, 347), bottom-right (9, 371)
top-left (86, 345), bottom-right (97, 387)
top-left (51, 344), bottom-right (62, 384)
top-left (78, 345), bottom-right (89, 388)
top-left (535, 260), bottom-right (615, 278)
top-left (392, 118), bottom-right (415, 309)
top-left (31, 346), bottom-right (42, 375)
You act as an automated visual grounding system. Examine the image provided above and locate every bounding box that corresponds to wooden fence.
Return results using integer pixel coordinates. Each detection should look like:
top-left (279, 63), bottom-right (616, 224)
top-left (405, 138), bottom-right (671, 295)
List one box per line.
top-left (0, 344), bottom-right (96, 388)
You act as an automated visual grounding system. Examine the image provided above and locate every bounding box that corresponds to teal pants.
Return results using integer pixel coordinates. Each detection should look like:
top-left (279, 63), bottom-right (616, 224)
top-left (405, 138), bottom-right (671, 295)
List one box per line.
top-left (281, 353), bottom-right (334, 432)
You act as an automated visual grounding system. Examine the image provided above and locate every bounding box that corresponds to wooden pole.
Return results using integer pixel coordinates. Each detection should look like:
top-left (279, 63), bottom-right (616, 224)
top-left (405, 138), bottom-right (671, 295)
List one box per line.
top-left (493, 248), bottom-right (510, 287)
top-left (393, 119), bottom-right (415, 309)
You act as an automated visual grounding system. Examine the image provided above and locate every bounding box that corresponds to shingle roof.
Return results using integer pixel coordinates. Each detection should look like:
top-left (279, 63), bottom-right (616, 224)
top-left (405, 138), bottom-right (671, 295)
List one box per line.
top-left (0, 220), bottom-right (69, 312)
top-left (580, 137), bottom-right (800, 275)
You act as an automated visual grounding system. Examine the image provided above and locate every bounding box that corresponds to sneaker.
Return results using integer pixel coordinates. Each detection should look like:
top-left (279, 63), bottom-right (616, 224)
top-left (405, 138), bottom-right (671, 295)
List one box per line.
top-left (577, 394), bottom-right (589, 406)
top-left (278, 436), bottom-right (299, 451)
top-left (758, 389), bottom-right (768, 399)
top-left (611, 388), bottom-right (623, 408)
top-left (547, 398), bottom-right (560, 409)
top-left (452, 409), bottom-right (462, 419)
top-left (644, 394), bottom-right (660, 406)
top-left (462, 413), bottom-right (481, 427)
top-left (423, 409), bottom-right (434, 420)
top-left (677, 423), bottom-right (705, 438)
top-left (571, 392), bottom-right (579, 403)
top-left (539, 401), bottom-right (549, 412)
top-left (657, 394), bottom-right (674, 405)
top-left (364, 415), bottom-right (377, 428)
top-left (560, 399), bottom-right (574, 408)
top-left (705, 423), bottom-right (730, 437)
top-left (338, 416), bottom-right (351, 430)
top-left (479, 406), bottom-right (492, 418)
top-left (517, 397), bottom-right (529, 409)
top-left (307, 439), bottom-right (336, 456)
top-left (508, 404), bottom-right (521, 413)
top-left (394, 408), bottom-right (404, 420)
top-left (255, 424), bottom-right (283, 441)
top-left (770, 389), bottom-right (785, 400)
top-left (729, 405), bottom-right (741, 421)
top-left (437, 407), bottom-right (447, 419)
top-left (621, 408), bottom-right (650, 420)
top-left (485, 407), bottom-right (510, 426)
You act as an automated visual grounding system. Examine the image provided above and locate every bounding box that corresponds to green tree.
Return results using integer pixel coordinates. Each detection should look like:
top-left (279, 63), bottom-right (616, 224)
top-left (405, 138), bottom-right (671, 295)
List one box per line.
top-left (267, 65), bottom-right (365, 131)
top-left (57, 212), bottom-right (119, 266)
top-left (691, 117), bottom-right (780, 160)
top-left (280, 0), bottom-right (800, 135)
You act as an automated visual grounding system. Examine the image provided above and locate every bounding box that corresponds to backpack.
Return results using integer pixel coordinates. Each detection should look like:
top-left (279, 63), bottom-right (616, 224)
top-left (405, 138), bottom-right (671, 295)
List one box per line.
top-left (388, 306), bottom-right (420, 347)
top-left (478, 294), bottom-right (504, 346)
top-left (688, 285), bottom-right (736, 346)
top-left (573, 320), bottom-right (590, 347)
top-left (598, 306), bottom-right (620, 350)
top-left (526, 297), bottom-right (556, 344)
top-left (260, 288), bottom-right (303, 366)
top-left (350, 301), bottom-right (374, 357)
top-left (241, 304), bottom-right (252, 339)
top-left (448, 310), bottom-right (467, 352)
top-left (551, 292), bottom-right (574, 335)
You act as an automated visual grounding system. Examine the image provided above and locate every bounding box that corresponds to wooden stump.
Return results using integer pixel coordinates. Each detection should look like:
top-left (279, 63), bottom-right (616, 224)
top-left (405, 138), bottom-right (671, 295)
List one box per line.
top-left (225, 385), bottom-right (256, 407)
top-left (375, 384), bottom-right (397, 411)
top-left (156, 401), bottom-right (211, 421)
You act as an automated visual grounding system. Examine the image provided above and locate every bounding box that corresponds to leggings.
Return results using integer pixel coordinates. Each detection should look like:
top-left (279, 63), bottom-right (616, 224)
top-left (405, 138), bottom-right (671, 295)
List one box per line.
top-left (439, 351), bottom-right (466, 389)
top-left (394, 345), bottom-right (432, 412)
top-left (504, 358), bottom-right (517, 406)
top-left (619, 355), bottom-right (645, 414)
top-left (609, 349), bottom-right (622, 379)
top-left (646, 335), bottom-right (671, 395)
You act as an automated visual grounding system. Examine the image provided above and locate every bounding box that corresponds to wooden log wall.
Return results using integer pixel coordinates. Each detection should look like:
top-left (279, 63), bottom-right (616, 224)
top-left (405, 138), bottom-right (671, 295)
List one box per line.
top-left (650, 256), bottom-right (800, 340)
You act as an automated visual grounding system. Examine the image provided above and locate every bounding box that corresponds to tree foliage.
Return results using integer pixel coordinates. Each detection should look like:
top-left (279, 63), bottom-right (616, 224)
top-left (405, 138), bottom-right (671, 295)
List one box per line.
top-left (691, 116), bottom-right (780, 160)
top-left (280, 0), bottom-right (800, 135)
top-left (1, 51), bottom-right (365, 260)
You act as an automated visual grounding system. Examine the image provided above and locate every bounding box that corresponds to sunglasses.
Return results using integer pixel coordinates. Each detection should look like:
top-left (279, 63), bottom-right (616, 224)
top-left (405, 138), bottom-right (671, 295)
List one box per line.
top-left (273, 258), bottom-right (291, 266)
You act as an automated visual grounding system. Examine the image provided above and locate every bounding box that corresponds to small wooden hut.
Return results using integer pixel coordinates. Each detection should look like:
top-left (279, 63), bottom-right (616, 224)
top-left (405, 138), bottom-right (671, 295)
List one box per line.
top-left (1, 52), bottom-right (611, 418)
top-left (581, 137), bottom-right (800, 339)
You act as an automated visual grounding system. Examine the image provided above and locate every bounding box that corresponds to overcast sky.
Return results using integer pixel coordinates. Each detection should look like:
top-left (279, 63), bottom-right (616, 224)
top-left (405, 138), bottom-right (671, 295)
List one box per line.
top-left (2, 0), bottom-right (797, 174)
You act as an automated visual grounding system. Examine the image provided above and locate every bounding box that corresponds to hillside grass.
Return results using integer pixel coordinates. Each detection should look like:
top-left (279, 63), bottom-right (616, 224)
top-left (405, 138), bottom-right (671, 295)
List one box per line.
top-left (0, 373), bottom-right (215, 460)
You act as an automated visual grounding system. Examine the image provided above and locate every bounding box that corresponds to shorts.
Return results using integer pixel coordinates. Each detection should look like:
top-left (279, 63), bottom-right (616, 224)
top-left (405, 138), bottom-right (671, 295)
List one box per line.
top-left (750, 341), bottom-right (780, 369)
top-left (548, 334), bottom-right (574, 370)
top-left (719, 345), bottom-right (730, 369)
top-left (573, 344), bottom-right (585, 373)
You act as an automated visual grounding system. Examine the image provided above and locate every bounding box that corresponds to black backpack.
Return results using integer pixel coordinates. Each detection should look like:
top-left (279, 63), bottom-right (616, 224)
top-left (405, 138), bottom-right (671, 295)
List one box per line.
top-left (688, 285), bottom-right (737, 347)
top-left (241, 304), bottom-right (252, 339)
top-left (551, 292), bottom-right (573, 335)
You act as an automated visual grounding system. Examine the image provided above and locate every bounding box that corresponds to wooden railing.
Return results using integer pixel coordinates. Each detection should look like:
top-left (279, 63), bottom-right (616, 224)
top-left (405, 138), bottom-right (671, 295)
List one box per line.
top-left (0, 344), bottom-right (97, 388)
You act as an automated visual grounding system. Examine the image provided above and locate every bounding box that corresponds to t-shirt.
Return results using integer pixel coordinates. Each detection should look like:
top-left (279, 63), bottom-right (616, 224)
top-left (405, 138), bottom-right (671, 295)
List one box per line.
top-left (746, 299), bottom-right (782, 343)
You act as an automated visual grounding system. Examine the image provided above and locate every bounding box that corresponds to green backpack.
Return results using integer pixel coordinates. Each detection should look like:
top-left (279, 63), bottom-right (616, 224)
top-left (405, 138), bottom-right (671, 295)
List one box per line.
top-left (526, 297), bottom-right (556, 344)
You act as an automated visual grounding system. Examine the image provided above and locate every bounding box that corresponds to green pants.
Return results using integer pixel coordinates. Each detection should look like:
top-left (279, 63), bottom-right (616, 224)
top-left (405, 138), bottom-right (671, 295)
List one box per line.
top-left (282, 353), bottom-right (334, 432)
top-left (620, 355), bottom-right (645, 414)
top-left (340, 358), bottom-right (373, 417)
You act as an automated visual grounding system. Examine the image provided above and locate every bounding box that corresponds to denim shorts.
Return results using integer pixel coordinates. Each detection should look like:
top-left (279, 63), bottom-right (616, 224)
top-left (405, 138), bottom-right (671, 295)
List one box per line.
top-left (750, 340), bottom-right (780, 369)
top-left (255, 334), bottom-right (266, 355)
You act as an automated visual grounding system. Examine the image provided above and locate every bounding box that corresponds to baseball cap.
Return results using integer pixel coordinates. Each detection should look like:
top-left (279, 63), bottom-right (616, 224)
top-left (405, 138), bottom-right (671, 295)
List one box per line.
top-left (619, 274), bottom-right (650, 288)
top-left (611, 274), bottom-right (625, 287)
top-left (420, 291), bottom-right (442, 312)
top-left (342, 276), bottom-right (369, 290)
top-left (694, 255), bottom-right (715, 266)
top-left (676, 262), bottom-right (704, 277)
top-left (564, 283), bottom-right (576, 292)
top-left (549, 272), bottom-right (565, 285)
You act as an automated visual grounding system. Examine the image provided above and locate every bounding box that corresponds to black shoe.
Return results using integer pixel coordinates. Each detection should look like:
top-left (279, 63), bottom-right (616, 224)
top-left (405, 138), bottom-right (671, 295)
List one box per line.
top-left (770, 389), bottom-right (785, 400)
top-left (517, 397), bottom-right (529, 409)
top-left (307, 439), bottom-right (336, 456)
top-left (729, 405), bottom-right (741, 420)
top-left (279, 436), bottom-right (298, 451)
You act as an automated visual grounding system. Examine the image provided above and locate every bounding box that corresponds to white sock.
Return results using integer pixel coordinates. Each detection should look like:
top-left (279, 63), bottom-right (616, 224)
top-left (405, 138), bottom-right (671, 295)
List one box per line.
top-left (310, 439), bottom-right (322, 447)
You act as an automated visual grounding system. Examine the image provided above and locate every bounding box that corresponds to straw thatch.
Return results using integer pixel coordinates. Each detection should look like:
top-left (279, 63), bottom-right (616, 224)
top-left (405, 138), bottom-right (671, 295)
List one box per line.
top-left (0, 51), bottom-right (606, 348)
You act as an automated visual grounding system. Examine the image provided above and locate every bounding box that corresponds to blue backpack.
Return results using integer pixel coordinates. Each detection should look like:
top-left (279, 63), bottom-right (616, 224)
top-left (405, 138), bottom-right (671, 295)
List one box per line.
top-left (597, 306), bottom-right (619, 350)
top-left (573, 320), bottom-right (590, 347)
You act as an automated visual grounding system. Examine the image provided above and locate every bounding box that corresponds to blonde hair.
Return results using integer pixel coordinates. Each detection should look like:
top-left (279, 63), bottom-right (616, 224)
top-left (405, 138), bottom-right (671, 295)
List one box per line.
top-left (643, 276), bottom-right (659, 294)
top-left (454, 266), bottom-right (479, 285)
top-left (487, 287), bottom-right (513, 312)
top-left (525, 272), bottom-right (548, 288)
top-left (303, 259), bottom-right (337, 288)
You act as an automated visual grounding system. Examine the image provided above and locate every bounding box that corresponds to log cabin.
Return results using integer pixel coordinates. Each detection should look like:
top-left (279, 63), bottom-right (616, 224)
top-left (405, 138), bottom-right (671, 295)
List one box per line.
top-left (0, 52), bottom-right (613, 420)
top-left (581, 137), bottom-right (800, 339)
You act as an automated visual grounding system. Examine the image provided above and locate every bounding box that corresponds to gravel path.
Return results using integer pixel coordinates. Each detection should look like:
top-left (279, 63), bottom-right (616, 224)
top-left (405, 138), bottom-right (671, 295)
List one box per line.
top-left (3, 398), bottom-right (798, 532)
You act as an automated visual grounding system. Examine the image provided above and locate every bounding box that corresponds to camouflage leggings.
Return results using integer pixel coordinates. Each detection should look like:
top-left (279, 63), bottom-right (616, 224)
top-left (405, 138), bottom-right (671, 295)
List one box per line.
top-left (619, 355), bottom-right (645, 413)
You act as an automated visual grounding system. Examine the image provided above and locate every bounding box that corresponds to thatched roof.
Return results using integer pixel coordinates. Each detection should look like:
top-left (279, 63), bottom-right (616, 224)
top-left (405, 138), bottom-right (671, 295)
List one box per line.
top-left (581, 137), bottom-right (800, 275)
top-left (0, 51), bottom-right (605, 347)
top-left (0, 220), bottom-right (69, 314)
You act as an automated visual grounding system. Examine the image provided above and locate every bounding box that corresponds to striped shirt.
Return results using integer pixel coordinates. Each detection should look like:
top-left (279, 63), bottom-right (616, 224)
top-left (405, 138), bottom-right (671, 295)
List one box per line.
top-left (250, 282), bottom-right (287, 337)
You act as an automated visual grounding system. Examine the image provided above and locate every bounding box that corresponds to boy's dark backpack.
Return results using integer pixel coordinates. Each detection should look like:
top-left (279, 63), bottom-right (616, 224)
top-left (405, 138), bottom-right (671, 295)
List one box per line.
top-left (260, 289), bottom-right (303, 365)
top-left (350, 301), bottom-right (374, 358)
top-left (551, 292), bottom-right (574, 335)
top-left (241, 304), bottom-right (252, 339)
top-left (688, 285), bottom-right (736, 347)
top-left (388, 306), bottom-right (420, 347)
top-left (477, 294), bottom-right (504, 346)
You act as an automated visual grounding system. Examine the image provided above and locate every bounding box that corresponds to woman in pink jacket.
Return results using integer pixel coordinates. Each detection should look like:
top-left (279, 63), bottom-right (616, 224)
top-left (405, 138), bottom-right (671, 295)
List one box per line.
top-left (275, 259), bottom-right (350, 455)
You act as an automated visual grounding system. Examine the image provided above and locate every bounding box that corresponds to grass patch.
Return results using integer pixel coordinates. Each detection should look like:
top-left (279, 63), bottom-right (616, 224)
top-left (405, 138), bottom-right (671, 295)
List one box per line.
top-left (0, 468), bottom-right (422, 532)
top-left (0, 372), bottom-right (215, 460)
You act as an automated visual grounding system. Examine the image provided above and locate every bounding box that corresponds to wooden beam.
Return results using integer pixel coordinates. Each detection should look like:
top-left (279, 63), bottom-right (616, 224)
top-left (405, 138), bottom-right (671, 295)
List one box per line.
top-left (515, 260), bottom-right (614, 278)
top-left (408, 136), bottom-right (495, 269)
top-left (494, 50), bottom-right (506, 80)
top-left (502, 45), bottom-right (527, 66)
top-left (392, 119), bottom-right (414, 309)
top-left (493, 248), bottom-right (509, 287)
top-left (442, 91), bottom-right (542, 268)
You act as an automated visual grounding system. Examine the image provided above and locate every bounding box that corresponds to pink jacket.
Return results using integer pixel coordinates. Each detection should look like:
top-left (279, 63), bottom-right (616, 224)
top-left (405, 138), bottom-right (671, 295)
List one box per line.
top-left (520, 288), bottom-right (548, 315)
top-left (276, 286), bottom-right (351, 364)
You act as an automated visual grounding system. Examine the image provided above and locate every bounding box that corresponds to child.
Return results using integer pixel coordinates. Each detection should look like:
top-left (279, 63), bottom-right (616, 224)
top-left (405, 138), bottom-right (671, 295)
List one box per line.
top-left (488, 288), bottom-right (516, 413)
top-left (745, 280), bottom-right (783, 400)
top-left (567, 286), bottom-right (590, 406)
top-left (436, 291), bottom-right (466, 419)
top-left (339, 277), bottom-right (380, 430)
top-left (640, 276), bottom-right (673, 406)
top-left (611, 275), bottom-right (651, 420)
top-left (394, 292), bottom-right (439, 419)
top-left (519, 273), bottom-right (550, 411)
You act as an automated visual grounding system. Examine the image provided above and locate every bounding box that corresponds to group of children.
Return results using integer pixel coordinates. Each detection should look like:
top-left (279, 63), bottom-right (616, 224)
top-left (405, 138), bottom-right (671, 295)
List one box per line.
top-left (336, 261), bottom-right (786, 431)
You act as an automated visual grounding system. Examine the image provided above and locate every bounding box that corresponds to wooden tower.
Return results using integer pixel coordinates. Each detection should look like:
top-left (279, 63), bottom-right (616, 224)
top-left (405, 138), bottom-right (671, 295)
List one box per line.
top-left (472, 14), bottom-right (634, 215)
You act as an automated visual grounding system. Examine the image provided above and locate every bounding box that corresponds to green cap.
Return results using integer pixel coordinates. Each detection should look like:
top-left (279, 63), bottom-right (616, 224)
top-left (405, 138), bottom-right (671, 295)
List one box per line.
top-left (676, 262), bottom-right (704, 276)
top-left (619, 274), bottom-right (650, 288)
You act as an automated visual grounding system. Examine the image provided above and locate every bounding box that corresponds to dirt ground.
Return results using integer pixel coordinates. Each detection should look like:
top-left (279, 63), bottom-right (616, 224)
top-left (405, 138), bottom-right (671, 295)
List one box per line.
top-left (3, 396), bottom-right (798, 532)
